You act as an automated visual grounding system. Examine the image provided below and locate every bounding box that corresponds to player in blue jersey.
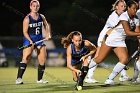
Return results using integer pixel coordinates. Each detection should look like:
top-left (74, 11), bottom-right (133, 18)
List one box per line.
top-left (16, 0), bottom-right (51, 84)
top-left (61, 31), bottom-right (96, 90)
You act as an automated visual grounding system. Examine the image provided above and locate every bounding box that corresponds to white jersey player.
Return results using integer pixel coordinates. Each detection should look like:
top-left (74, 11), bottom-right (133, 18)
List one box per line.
top-left (85, 0), bottom-right (129, 83)
top-left (129, 0), bottom-right (140, 83)
top-left (89, 0), bottom-right (140, 85)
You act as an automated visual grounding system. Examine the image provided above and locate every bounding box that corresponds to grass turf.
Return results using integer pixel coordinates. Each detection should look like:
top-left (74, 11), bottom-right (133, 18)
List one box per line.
top-left (0, 66), bottom-right (140, 93)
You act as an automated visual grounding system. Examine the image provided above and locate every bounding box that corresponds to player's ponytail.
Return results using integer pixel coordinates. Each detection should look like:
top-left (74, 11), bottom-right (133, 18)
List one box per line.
top-left (61, 31), bottom-right (82, 48)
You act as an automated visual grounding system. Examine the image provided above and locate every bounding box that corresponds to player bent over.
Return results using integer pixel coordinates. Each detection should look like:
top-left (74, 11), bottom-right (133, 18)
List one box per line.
top-left (61, 31), bottom-right (96, 90)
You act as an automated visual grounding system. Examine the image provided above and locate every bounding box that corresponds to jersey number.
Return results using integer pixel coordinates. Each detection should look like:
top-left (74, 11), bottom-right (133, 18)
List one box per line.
top-left (35, 27), bottom-right (40, 35)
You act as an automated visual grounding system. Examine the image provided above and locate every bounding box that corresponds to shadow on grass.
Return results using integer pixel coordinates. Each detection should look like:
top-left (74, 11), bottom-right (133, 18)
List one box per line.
top-left (1, 82), bottom-right (140, 93)
top-left (26, 83), bottom-right (125, 93)
top-left (83, 83), bottom-right (125, 90)
top-left (103, 89), bottom-right (140, 93)
top-left (25, 83), bottom-right (77, 93)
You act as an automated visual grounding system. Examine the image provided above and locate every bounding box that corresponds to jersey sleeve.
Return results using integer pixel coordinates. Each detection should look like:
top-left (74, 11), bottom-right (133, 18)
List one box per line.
top-left (105, 12), bottom-right (118, 27)
top-left (136, 9), bottom-right (140, 19)
top-left (135, 18), bottom-right (140, 26)
top-left (119, 13), bottom-right (128, 22)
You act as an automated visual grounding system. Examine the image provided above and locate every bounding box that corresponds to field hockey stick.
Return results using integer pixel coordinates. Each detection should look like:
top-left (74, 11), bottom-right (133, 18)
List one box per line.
top-left (124, 47), bottom-right (140, 70)
top-left (18, 38), bottom-right (47, 50)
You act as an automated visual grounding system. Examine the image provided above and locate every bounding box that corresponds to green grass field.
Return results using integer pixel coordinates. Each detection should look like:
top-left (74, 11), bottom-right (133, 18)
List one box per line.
top-left (0, 66), bottom-right (140, 93)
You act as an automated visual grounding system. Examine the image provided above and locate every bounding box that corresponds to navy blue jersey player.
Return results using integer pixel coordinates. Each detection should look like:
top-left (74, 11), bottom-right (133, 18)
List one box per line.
top-left (16, 0), bottom-right (51, 84)
top-left (61, 31), bottom-right (96, 90)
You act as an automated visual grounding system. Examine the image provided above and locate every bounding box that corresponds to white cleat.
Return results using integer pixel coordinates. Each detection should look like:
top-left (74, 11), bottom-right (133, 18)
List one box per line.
top-left (84, 78), bottom-right (99, 83)
top-left (136, 78), bottom-right (140, 83)
top-left (119, 75), bottom-right (130, 82)
top-left (129, 78), bottom-right (140, 83)
top-left (104, 79), bottom-right (116, 85)
top-left (37, 79), bottom-right (49, 84)
top-left (128, 77), bottom-right (136, 83)
top-left (16, 78), bottom-right (23, 84)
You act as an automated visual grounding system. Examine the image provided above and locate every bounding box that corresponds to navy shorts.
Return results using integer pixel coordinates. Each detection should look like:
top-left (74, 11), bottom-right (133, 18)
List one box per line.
top-left (71, 59), bottom-right (82, 66)
top-left (23, 34), bottom-right (44, 47)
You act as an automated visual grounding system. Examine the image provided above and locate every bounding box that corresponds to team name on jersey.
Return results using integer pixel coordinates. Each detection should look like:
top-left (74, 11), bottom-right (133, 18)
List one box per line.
top-left (29, 22), bottom-right (43, 28)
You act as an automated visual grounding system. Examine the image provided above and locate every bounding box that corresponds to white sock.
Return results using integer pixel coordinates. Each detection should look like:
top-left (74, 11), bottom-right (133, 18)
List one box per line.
top-left (120, 69), bottom-right (127, 76)
top-left (88, 58), bottom-right (97, 68)
top-left (136, 60), bottom-right (140, 71)
top-left (108, 62), bottom-right (125, 80)
top-left (87, 65), bottom-right (97, 79)
top-left (133, 60), bottom-right (139, 79)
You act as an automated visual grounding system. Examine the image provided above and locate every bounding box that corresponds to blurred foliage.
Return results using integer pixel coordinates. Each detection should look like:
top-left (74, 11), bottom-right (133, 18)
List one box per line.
top-left (0, 0), bottom-right (117, 36)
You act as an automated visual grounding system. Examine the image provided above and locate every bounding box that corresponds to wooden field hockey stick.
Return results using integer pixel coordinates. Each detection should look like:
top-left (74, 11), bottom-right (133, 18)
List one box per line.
top-left (18, 38), bottom-right (47, 50)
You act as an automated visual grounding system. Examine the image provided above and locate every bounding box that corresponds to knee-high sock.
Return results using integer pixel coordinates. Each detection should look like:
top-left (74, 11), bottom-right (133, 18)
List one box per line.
top-left (133, 60), bottom-right (140, 79)
top-left (88, 59), bottom-right (97, 69)
top-left (86, 65), bottom-right (97, 79)
top-left (77, 66), bottom-right (89, 86)
top-left (17, 62), bottom-right (27, 79)
top-left (108, 62), bottom-right (125, 80)
top-left (120, 69), bottom-right (127, 76)
top-left (38, 64), bottom-right (45, 81)
top-left (136, 60), bottom-right (140, 71)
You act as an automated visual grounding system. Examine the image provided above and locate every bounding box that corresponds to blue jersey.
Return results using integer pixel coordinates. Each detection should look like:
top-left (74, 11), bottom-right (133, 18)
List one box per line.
top-left (71, 41), bottom-right (90, 66)
top-left (28, 14), bottom-right (43, 35)
top-left (23, 14), bottom-right (44, 47)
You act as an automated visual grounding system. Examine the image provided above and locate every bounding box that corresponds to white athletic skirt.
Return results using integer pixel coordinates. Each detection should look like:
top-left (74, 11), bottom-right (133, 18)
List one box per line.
top-left (97, 27), bottom-right (111, 47)
top-left (105, 29), bottom-right (126, 47)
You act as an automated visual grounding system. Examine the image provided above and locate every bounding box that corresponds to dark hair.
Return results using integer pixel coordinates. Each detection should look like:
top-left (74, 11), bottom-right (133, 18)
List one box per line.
top-left (126, 0), bottom-right (138, 8)
top-left (61, 31), bottom-right (82, 48)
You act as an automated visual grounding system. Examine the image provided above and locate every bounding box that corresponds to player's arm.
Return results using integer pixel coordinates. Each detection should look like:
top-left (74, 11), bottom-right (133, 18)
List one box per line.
top-left (40, 14), bottom-right (51, 40)
top-left (67, 45), bottom-right (80, 73)
top-left (81, 40), bottom-right (96, 61)
top-left (121, 20), bottom-right (140, 36)
top-left (23, 16), bottom-right (33, 44)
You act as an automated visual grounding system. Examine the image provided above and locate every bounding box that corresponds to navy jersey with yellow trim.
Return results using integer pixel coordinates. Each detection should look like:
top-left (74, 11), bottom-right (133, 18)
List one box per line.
top-left (71, 41), bottom-right (90, 65)
top-left (28, 14), bottom-right (43, 35)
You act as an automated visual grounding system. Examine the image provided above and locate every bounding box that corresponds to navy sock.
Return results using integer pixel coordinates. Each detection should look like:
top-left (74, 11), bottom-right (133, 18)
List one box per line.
top-left (38, 64), bottom-right (45, 81)
top-left (77, 66), bottom-right (89, 86)
top-left (17, 63), bottom-right (27, 79)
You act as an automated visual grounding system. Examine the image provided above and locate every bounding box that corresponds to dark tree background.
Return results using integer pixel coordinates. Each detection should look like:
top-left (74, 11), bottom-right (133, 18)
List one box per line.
top-left (0, 0), bottom-right (119, 37)
top-left (0, 0), bottom-right (139, 53)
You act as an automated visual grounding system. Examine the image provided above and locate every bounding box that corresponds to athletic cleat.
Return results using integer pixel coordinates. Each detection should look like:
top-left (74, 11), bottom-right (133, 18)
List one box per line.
top-left (76, 86), bottom-right (82, 91)
top-left (119, 75), bottom-right (130, 82)
top-left (128, 77), bottom-right (136, 82)
top-left (84, 78), bottom-right (99, 83)
top-left (37, 79), bottom-right (48, 84)
top-left (104, 79), bottom-right (116, 85)
top-left (16, 78), bottom-right (23, 84)
top-left (136, 78), bottom-right (140, 83)
top-left (129, 78), bottom-right (140, 83)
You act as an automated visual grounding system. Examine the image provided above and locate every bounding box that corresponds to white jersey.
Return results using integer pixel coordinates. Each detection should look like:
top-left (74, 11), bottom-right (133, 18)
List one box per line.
top-left (105, 11), bottom-right (139, 47)
top-left (97, 11), bottom-right (120, 47)
top-left (136, 9), bottom-right (140, 19)
top-left (136, 9), bottom-right (140, 43)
